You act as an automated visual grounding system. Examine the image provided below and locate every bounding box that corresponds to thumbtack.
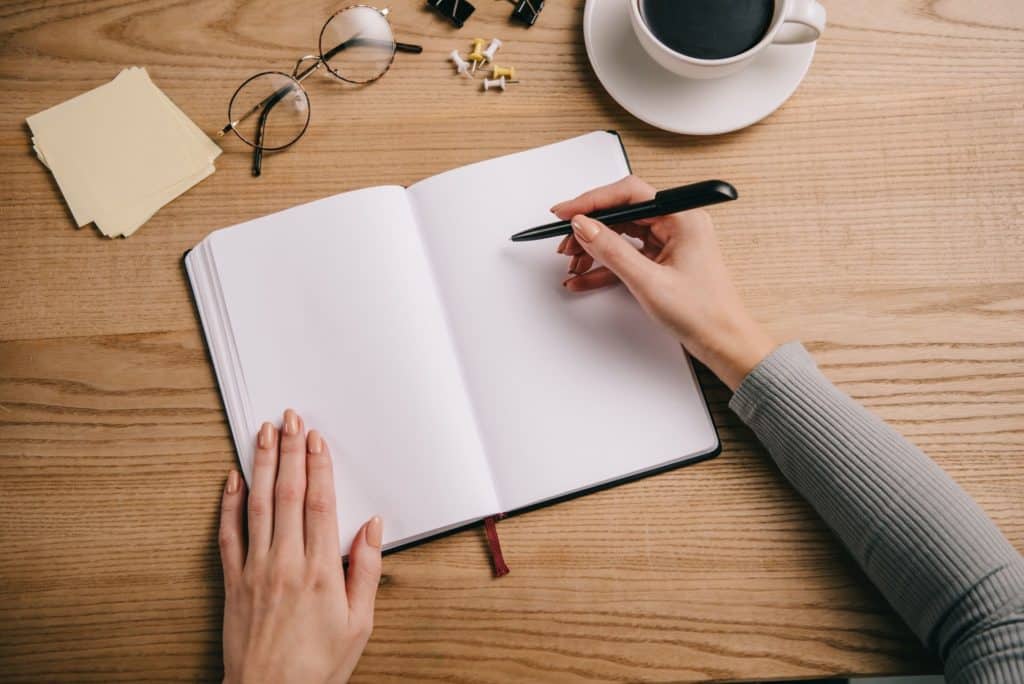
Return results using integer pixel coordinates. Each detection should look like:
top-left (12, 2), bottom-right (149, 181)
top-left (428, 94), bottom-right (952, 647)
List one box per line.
top-left (491, 65), bottom-right (516, 80)
top-left (468, 38), bottom-right (486, 73)
top-left (449, 49), bottom-right (472, 77)
top-left (482, 76), bottom-right (518, 91)
top-left (482, 38), bottom-right (502, 63)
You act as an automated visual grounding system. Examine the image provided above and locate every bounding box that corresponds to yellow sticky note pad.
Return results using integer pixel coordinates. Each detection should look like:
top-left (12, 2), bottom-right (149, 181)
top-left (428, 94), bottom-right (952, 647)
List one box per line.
top-left (27, 67), bottom-right (221, 238)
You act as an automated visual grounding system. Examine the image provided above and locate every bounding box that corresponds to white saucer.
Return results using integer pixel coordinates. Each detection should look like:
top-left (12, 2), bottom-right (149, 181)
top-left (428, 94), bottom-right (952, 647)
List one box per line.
top-left (583, 0), bottom-right (816, 135)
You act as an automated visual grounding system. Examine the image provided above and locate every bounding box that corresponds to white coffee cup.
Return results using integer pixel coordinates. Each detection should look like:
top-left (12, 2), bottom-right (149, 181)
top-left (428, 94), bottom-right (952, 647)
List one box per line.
top-left (629, 0), bottom-right (826, 80)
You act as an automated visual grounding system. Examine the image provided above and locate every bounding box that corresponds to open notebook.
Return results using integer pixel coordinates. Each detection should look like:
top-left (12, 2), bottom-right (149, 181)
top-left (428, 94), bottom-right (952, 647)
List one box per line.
top-left (186, 131), bottom-right (719, 555)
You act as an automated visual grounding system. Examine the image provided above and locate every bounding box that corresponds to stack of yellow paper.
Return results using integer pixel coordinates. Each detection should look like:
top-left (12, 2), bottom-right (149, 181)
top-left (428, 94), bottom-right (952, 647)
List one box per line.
top-left (27, 67), bottom-right (221, 238)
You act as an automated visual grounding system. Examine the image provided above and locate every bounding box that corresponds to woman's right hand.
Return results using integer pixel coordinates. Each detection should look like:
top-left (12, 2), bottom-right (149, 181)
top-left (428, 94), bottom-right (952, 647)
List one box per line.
top-left (552, 175), bottom-right (775, 390)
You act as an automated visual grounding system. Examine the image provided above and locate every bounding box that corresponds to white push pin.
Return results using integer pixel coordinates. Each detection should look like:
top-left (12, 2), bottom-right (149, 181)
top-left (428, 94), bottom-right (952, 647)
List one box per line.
top-left (482, 75), bottom-right (518, 91)
top-left (449, 49), bottom-right (472, 77)
top-left (482, 38), bottom-right (502, 63)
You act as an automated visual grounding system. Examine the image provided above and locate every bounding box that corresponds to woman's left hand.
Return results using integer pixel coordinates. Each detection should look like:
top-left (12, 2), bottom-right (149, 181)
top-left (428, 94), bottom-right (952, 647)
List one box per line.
top-left (218, 409), bottom-right (383, 684)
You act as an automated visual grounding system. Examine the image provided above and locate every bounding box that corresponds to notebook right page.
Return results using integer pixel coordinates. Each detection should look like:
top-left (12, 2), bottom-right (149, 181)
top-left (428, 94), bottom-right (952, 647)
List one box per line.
top-left (409, 132), bottom-right (719, 513)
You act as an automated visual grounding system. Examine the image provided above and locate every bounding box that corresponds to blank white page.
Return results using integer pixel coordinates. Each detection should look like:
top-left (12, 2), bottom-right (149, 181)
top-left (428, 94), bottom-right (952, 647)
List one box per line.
top-left (206, 186), bottom-right (498, 551)
top-left (410, 132), bottom-right (718, 512)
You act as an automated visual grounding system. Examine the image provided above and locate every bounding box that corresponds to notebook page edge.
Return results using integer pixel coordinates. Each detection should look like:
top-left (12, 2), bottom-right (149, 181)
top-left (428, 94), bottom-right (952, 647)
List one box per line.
top-left (185, 243), bottom-right (254, 482)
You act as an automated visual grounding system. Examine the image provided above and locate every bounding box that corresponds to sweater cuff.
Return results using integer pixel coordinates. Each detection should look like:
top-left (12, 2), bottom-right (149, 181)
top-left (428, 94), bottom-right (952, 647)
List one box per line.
top-left (728, 342), bottom-right (819, 423)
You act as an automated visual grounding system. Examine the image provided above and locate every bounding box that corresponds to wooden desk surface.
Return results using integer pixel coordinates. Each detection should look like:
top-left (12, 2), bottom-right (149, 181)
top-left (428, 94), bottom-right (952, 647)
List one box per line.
top-left (1, 0), bottom-right (1021, 681)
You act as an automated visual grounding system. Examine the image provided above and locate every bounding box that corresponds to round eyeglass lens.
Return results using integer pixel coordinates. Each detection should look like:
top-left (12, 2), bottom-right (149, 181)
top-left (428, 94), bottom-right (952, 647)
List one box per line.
top-left (228, 72), bottom-right (310, 150)
top-left (319, 6), bottom-right (396, 84)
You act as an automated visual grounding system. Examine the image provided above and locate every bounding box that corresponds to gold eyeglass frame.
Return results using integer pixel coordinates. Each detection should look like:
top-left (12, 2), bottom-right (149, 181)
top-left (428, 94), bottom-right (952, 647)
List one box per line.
top-left (217, 5), bottom-right (422, 176)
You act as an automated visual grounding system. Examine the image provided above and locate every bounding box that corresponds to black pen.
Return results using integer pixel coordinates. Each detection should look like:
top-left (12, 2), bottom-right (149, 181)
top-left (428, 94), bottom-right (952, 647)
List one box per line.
top-left (509, 180), bottom-right (738, 242)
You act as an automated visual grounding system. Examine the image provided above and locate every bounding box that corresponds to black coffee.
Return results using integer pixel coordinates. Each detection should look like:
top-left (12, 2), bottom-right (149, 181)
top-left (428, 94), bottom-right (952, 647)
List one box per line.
top-left (639, 0), bottom-right (774, 61)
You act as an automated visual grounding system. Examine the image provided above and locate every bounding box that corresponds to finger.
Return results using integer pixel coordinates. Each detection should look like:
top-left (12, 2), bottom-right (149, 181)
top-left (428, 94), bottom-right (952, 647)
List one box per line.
top-left (247, 421), bottom-right (278, 558)
top-left (570, 215), bottom-right (655, 290)
top-left (568, 253), bottom-right (593, 276)
top-left (622, 222), bottom-right (661, 246)
top-left (273, 408), bottom-right (307, 553)
top-left (550, 175), bottom-right (656, 220)
top-left (347, 516), bottom-right (383, 623)
top-left (556, 235), bottom-right (571, 254)
top-left (305, 430), bottom-right (341, 562)
top-left (562, 234), bottom-right (585, 256)
top-left (563, 222), bottom-right (653, 256)
top-left (218, 469), bottom-right (247, 588)
top-left (564, 266), bottom-right (621, 292)
top-left (650, 219), bottom-right (676, 246)
top-left (641, 239), bottom-right (661, 261)
top-left (647, 209), bottom-right (712, 244)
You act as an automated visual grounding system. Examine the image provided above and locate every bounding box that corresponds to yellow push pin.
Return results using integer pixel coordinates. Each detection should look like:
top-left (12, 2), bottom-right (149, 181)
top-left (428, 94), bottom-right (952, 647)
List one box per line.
top-left (468, 38), bottom-right (486, 73)
top-left (491, 65), bottom-right (516, 80)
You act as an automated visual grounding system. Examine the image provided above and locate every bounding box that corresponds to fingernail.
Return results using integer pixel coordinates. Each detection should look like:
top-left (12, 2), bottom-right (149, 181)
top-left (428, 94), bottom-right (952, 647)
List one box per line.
top-left (562, 277), bottom-right (572, 288)
top-left (226, 469), bottom-right (240, 494)
top-left (549, 202), bottom-right (563, 214)
top-left (284, 409), bottom-right (299, 435)
top-left (556, 235), bottom-right (569, 254)
top-left (569, 254), bottom-right (581, 275)
top-left (258, 422), bottom-right (273, 448)
top-left (572, 216), bottom-right (600, 242)
top-left (308, 430), bottom-right (323, 455)
top-left (366, 516), bottom-right (383, 549)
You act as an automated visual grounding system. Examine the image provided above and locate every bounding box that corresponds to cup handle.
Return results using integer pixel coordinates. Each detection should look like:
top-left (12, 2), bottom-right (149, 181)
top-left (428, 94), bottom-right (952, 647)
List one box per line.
top-left (773, 0), bottom-right (826, 44)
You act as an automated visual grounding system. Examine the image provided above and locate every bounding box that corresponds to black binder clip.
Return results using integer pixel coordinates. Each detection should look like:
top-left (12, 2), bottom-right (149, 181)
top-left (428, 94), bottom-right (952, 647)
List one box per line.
top-left (427, 0), bottom-right (475, 28)
top-left (510, 0), bottom-right (543, 26)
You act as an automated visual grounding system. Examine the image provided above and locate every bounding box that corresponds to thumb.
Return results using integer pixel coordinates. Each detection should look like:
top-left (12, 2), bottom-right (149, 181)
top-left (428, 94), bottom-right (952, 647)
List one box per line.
top-left (346, 516), bottom-right (383, 627)
top-left (571, 215), bottom-right (653, 288)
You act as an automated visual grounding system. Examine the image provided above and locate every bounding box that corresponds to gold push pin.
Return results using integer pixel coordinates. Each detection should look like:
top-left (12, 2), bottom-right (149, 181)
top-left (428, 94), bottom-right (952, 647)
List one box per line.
top-left (491, 65), bottom-right (516, 80)
top-left (468, 38), bottom-right (486, 73)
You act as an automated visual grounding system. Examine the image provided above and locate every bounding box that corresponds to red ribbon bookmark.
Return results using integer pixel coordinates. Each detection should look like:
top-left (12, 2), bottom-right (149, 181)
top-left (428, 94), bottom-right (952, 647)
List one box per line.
top-left (483, 515), bottom-right (509, 577)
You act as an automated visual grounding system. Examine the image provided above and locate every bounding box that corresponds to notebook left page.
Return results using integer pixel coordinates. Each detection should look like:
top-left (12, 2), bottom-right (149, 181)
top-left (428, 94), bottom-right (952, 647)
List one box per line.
top-left (187, 186), bottom-right (499, 552)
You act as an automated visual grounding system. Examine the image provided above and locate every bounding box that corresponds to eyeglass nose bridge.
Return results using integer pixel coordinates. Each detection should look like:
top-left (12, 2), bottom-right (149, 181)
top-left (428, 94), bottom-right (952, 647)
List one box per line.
top-left (293, 54), bottom-right (323, 80)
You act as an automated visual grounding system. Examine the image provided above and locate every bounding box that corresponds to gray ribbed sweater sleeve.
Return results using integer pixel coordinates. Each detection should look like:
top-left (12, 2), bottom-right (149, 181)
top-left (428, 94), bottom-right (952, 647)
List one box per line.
top-left (729, 343), bottom-right (1024, 683)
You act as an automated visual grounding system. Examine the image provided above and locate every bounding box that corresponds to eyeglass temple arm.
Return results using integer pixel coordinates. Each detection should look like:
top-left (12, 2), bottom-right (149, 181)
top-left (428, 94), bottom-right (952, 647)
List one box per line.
top-left (251, 83), bottom-right (296, 176)
top-left (319, 36), bottom-right (423, 63)
top-left (220, 75), bottom-right (303, 138)
top-left (252, 113), bottom-right (266, 177)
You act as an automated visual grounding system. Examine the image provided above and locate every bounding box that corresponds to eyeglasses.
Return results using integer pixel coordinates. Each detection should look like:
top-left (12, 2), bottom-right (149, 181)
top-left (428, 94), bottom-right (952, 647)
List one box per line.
top-left (217, 5), bottom-right (422, 177)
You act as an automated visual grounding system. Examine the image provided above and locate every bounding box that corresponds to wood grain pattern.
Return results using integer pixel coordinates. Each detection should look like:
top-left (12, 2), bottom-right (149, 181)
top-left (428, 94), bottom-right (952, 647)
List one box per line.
top-left (0, 0), bottom-right (1021, 681)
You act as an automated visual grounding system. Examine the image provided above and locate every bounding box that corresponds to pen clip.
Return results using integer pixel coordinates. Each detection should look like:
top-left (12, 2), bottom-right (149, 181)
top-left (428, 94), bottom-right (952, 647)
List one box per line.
top-left (654, 180), bottom-right (737, 208)
top-left (655, 180), bottom-right (737, 206)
